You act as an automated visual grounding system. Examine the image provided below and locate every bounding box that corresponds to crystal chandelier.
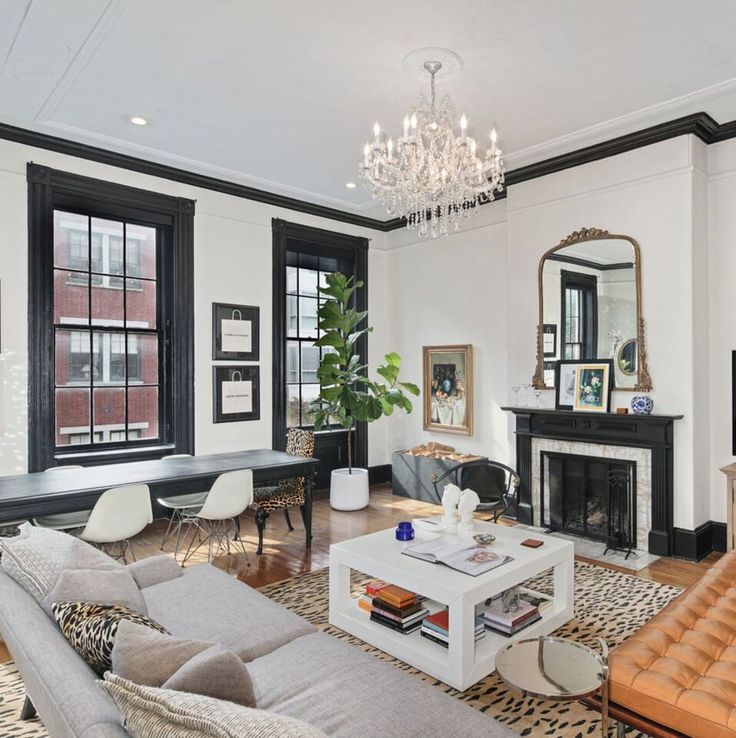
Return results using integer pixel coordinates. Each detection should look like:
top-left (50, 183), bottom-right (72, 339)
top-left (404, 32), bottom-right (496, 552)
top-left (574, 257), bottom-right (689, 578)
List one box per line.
top-left (359, 59), bottom-right (505, 238)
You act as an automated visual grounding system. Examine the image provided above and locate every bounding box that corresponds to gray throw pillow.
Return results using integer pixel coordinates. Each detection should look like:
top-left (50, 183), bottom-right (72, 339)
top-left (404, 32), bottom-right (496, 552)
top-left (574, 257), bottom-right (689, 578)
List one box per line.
top-left (42, 568), bottom-right (147, 617)
top-left (112, 621), bottom-right (255, 707)
top-left (126, 555), bottom-right (183, 590)
top-left (0, 523), bottom-right (120, 602)
top-left (100, 673), bottom-right (328, 738)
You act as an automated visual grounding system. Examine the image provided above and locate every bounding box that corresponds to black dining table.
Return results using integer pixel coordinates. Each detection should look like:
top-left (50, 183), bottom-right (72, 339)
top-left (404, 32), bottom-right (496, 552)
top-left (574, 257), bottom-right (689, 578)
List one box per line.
top-left (0, 449), bottom-right (319, 547)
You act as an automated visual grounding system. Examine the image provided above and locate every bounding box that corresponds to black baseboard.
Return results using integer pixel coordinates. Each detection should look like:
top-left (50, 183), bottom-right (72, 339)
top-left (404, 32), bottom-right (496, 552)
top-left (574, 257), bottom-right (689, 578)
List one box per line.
top-left (673, 520), bottom-right (728, 561)
top-left (368, 464), bottom-right (392, 485)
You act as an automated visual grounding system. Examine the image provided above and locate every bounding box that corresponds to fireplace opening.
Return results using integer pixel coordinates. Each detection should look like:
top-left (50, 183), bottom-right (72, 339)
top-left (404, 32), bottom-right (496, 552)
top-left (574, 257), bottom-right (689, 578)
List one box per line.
top-left (541, 452), bottom-right (637, 556)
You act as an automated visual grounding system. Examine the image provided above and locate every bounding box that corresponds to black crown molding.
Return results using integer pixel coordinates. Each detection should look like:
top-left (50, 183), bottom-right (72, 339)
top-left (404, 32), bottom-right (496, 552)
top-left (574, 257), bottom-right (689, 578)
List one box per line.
top-left (3, 111), bottom-right (735, 234)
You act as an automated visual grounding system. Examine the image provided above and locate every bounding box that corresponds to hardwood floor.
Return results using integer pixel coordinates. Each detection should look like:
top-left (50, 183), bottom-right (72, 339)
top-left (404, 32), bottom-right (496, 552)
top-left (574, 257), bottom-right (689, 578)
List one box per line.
top-left (0, 484), bottom-right (721, 663)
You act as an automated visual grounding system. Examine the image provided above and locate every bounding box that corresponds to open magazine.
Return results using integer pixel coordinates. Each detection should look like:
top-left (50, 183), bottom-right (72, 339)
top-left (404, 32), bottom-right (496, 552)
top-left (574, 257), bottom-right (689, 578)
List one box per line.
top-left (402, 537), bottom-right (513, 576)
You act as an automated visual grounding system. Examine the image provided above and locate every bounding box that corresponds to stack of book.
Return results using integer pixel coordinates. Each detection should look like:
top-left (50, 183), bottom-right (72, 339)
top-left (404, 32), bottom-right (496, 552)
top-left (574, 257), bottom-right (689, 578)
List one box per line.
top-left (420, 609), bottom-right (485, 648)
top-left (361, 583), bottom-right (429, 634)
top-left (479, 595), bottom-right (542, 637)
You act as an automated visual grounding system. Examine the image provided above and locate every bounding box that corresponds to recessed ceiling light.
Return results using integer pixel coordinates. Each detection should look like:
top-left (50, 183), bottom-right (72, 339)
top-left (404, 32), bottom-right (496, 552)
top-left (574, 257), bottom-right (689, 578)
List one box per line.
top-left (345, 182), bottom-right (357, 189)
top-left (129, 116), bottom-right (148, 126)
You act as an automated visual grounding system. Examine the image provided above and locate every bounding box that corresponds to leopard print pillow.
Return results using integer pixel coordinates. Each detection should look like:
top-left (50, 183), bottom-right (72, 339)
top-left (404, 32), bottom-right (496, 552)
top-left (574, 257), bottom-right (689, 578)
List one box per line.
top-left (52, 601), bottom-right (169, 673)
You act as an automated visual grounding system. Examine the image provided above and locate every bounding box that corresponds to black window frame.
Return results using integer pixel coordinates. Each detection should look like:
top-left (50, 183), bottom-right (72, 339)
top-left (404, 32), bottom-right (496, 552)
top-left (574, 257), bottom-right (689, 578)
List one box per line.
top-left (28, 163), bottom-right (195, 470)
top-left (560, 269), bottom-right (598, 360)
top-left (272, 218), bottom-right (368, 468)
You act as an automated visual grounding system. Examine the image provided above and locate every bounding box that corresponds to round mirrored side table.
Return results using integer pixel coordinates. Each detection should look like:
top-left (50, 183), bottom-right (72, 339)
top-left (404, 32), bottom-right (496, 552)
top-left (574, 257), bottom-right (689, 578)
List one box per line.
top-left (495, 636), bottom-right (615, 737)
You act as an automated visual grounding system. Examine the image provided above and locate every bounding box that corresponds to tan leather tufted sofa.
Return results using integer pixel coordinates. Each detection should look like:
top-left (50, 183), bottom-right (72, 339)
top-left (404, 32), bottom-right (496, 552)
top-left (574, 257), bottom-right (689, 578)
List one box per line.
top-left (609, 552), bottom-right (736, 738)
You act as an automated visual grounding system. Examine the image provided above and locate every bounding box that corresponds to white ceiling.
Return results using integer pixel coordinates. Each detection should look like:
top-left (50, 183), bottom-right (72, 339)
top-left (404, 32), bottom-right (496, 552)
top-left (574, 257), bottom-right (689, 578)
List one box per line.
top-left (3, 0), bottom-right (736, 218)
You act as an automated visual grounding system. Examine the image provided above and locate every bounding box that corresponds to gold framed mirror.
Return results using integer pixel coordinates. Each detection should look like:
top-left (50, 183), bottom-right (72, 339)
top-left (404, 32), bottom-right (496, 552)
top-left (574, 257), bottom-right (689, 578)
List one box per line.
top-left (532, 227), bottom-right (652, 392)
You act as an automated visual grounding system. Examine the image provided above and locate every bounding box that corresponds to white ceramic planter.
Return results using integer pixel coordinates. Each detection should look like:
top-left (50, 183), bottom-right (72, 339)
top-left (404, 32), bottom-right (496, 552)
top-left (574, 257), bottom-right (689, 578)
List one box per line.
top-left (330, 468), bottom-right (370, 511)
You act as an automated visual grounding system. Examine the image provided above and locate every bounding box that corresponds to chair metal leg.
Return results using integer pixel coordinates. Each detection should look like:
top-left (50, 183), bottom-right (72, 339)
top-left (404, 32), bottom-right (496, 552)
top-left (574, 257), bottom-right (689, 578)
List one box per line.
top-left (284, 508), bottom-right (294, 531)
top-left (255, 508), bottom-right (269, 555)
top-left (160, 509), bottom-right (179, 550)
top-left (20, 694), bottom-right (37, 721)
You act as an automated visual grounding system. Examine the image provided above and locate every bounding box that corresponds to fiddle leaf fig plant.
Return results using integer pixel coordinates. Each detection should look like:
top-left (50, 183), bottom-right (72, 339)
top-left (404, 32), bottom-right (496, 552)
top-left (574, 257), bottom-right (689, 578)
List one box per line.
top-left (313, 272), bottom-right (419, 473)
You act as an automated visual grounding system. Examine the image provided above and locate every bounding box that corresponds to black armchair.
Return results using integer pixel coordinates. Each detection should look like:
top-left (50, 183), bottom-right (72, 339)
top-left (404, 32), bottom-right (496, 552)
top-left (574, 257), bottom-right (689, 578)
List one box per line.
top-left (431, 459), bottom-right (521, 522)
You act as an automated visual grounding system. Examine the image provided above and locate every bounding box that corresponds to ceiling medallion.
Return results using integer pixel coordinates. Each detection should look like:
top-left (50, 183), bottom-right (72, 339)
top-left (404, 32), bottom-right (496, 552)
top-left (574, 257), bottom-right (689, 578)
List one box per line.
top-left (359, 50), bottom-right (505, 238)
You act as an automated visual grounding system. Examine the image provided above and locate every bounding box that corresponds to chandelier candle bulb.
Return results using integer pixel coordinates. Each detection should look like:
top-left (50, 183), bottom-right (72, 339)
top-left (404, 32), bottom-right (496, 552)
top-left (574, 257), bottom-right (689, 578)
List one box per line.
top-left (460, 113), bottom-right (467, 136)
top-left (403, 116), bottom-right (410, 138)
top-left (373, 122), bottom-right (381, 143)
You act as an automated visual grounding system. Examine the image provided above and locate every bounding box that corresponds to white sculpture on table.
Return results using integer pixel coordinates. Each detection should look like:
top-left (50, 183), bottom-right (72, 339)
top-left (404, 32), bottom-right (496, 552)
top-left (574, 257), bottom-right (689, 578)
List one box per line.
top-left (441, 483), bottom-right (462, 532)
top-left (458, 488), bottom-right (480, 533)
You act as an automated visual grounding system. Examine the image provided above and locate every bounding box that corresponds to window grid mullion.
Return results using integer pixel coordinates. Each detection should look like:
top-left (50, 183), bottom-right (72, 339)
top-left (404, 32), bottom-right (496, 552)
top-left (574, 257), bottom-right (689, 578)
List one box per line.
top-left (87, 215), bottom-right (94, 446)
top-left (123, 221), bottom-right (129, 443)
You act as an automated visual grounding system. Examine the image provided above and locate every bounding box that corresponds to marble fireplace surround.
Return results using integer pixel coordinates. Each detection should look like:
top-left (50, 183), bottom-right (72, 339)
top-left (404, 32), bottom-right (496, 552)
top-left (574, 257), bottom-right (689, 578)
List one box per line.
top-left (502, 407), bottom-right (683, 556)
top-left (531, 438), bottom-right (652, 551)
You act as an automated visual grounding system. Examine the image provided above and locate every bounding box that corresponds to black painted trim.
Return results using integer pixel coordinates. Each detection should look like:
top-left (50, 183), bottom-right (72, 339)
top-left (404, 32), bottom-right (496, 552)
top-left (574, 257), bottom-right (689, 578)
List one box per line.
top-left (368, 464), bottom-right (392, 485)
top-left (27, 163), bottom-right (195, 472)
top-left (271, 218), bottom-right (369, 469)
top-left (673, 520), bottom-right (727, 561)
top-left (4, 112), bottom-right (736, 234)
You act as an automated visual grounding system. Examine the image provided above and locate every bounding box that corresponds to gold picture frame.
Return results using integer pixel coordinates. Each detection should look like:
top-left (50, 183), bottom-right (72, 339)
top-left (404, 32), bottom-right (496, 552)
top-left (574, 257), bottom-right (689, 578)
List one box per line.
top-left (572, 361), bottom-right (612, 413)
top-left (423, 345), bottom-right (473, 435)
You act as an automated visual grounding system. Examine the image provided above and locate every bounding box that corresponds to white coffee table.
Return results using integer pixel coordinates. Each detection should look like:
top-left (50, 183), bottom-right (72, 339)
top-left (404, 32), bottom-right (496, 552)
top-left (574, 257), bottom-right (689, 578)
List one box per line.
top-left (328, 521), bottom-right (574, 691)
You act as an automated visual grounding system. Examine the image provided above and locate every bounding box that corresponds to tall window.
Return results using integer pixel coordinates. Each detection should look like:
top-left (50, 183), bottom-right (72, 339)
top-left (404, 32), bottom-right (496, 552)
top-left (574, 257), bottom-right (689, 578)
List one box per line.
top-left (28, 164), bottom-right (194, 470)
top-left (561, 270), bottom-right (598, 360)
top-left (285, 261), bottom-right (334, 428)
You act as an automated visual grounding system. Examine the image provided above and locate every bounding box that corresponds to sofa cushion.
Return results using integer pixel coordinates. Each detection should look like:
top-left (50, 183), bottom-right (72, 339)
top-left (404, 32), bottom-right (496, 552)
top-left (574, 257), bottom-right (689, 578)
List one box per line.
top-left (126, 555), bottom-right (183, 590)
top-left (247, 632), bottom-right (516, 738)
top-left (43, 568), bottom-right (147, 616)
top-left (99, 673), bottom-right (328, 738)
top-left (142, 564), bottom-right (315, 661)
top-left (112, 621), bottom-right (255, 707)
top-left (0, 523), bottom-right (120, 602)
top-left (610, 550), bottom-right (736, 738)
top-left (52, 601), bottom-right (169, 673)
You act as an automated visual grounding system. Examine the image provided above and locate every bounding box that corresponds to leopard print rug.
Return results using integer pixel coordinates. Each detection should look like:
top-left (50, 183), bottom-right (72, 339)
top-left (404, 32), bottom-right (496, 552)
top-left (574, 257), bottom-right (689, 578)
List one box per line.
top-left (260, 561), bottom-right (681, 738)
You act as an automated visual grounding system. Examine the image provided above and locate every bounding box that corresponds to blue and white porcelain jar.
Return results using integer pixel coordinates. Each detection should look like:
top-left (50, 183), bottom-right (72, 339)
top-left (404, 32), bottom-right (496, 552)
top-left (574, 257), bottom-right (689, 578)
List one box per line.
top-left (631, 395), bottom-right (654, 415)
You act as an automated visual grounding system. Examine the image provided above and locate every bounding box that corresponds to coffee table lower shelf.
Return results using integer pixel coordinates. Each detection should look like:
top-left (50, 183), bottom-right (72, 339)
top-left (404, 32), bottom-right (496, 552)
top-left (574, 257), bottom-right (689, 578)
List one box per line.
top-left (330, 595), bottom-right (571, 691)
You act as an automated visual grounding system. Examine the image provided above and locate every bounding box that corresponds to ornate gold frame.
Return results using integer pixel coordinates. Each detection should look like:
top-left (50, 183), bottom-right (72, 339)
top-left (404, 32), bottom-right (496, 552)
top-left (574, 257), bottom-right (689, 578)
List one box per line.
top-left (423, 344), bottom-right (473, 435)
top-left (532, 227), bottom-right (652, 392)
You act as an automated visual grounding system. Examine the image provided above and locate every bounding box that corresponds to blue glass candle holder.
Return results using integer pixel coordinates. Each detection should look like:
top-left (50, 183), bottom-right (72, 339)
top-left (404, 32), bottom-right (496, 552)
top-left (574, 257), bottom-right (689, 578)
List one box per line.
top-left (395, 521), bottom-right (415, 541)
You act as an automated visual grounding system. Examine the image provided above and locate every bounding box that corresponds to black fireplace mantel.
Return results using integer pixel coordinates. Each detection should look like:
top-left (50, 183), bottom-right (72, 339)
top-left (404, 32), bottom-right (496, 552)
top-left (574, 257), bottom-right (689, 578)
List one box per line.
top-left (502, 407), bottom-right (683, 556)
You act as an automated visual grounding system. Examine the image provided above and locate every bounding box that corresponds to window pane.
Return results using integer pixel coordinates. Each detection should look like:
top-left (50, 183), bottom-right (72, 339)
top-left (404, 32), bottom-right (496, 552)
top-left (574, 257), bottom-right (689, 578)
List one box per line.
top-left (286, 266), bottom-right (298, 293)
top-left (301, 384), bottom-right (320, 426)
top-left (126, 224), bottom-right (156, 279)
top-left (54, 211), bottom-right (89, 270)
top-left (55, 329), bottom-right (91, 386)
top-left (299, 297), bottom-right (318, 338)
top-left (287, 295), bottom-right (298, 337)
top-left (55, 388), bottom-right (90, 447)
top-left (299, 268), bottom-right (319, 296)
top-left (128, 386), bottom-right (158, 440)
top-left (287, 385), bottom-right (300, 427)
top-left (286, 340), bottom-right (300, 383)
top-left (127, 278), bottom-right (156, 329)
top-left (91, 332), bottom-right (124, 385)
top-left (92, 279), bottom-right (124, 325)
top-left (93, 387), bottom-right (125, 442)
top-left (54, 270), bottom-right (89, 324)
top-left (130, 333), bottom-right (158, 384)
top-left (90, 218), bottom-right (124, 276)
top-left (301, 344), bottom-right (320, 383)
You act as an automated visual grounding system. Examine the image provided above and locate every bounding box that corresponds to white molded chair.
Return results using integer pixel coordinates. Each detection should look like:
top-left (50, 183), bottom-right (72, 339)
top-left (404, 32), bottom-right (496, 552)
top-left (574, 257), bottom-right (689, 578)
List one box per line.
top-left (32, 466), bottom-right (90, 531)
top-left (155, 454), bottom-right (206, 556)
top-left (79, 484), bottom-right (153, 562)
top-left (181, 469), bottom-right (253, 566)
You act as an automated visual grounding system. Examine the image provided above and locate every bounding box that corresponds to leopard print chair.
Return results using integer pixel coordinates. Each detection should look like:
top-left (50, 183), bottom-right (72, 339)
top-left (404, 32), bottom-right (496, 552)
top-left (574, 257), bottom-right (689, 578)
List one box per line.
top-left (251, 428), bottom-right (315, 555)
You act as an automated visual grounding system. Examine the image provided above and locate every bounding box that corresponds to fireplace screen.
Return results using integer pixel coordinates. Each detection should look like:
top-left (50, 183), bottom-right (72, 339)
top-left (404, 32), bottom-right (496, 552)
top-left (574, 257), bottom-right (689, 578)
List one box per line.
top-left (542, 452), bottom-right (636, 554)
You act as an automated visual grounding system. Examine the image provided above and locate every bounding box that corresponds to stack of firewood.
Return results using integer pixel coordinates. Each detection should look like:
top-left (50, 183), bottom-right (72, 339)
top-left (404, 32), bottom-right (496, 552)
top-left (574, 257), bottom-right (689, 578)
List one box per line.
top-left (402, 442), bottom-right (481, 462)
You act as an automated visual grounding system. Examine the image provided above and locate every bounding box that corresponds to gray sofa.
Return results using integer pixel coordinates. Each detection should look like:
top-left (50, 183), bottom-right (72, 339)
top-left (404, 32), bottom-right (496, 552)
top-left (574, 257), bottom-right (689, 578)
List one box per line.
top-left (0, 559), bottom-right (516, 738)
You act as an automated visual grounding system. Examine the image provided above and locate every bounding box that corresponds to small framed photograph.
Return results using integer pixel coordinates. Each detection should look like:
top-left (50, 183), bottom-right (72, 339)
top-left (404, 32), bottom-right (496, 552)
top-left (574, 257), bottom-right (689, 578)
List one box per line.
top-left (423, 344), bottom-right (473, 435)
top-left (542, 324), bottom-right (557, 357)
top-left (212, 303), bottom-right (259, 361)
top-left (213, 366), bottom-right (260, 423)
top-left (572, 361), bottom-right (613, 413)
top-left (554, 359), bottom-right (613, 411)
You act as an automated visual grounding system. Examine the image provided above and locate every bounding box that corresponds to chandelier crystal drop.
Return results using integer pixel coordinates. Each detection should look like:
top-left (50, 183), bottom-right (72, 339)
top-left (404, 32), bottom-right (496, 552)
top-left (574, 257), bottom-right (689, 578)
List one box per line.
top-left (359, 59), bottom-right (505, 238)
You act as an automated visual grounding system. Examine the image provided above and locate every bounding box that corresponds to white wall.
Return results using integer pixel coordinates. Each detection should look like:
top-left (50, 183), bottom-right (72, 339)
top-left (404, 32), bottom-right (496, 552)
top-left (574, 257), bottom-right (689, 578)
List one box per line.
top-left (0, 138), bottom-right (391, 476)
top-left (384, 136), bottom-right (709, 531)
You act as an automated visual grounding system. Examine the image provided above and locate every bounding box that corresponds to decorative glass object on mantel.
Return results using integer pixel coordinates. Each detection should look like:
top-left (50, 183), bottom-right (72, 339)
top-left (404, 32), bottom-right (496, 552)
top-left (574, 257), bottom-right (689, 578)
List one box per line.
top-left (533, 227), bottom-right (652, 393)
top-left (359, 48), bottom-right (505, 239)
